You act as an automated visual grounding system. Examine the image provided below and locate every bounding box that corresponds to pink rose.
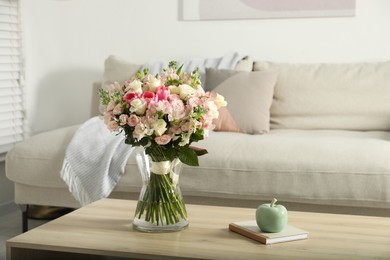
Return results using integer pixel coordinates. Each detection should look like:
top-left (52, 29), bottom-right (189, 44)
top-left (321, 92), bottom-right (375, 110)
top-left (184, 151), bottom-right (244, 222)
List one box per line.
top-left (127, 114), bottom-right (140, 127)
top-left (119, 114), bottom-right (128, 126)
top-left (107, 120), bottom-right (119, 132)
top-left (155, 134), bottom-right (172, 145)
top-left (156, 86), bottom-right (170, 101)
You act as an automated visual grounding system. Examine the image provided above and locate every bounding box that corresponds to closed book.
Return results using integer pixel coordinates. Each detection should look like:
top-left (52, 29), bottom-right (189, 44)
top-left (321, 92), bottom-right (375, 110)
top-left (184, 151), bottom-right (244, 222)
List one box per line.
top-left (229, 220), bottom-right (308, 245)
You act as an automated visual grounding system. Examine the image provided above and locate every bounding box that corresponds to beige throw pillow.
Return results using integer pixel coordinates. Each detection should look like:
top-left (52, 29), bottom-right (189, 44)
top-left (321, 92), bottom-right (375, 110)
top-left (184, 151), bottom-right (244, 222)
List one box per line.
top-left (207, 69), bottom-right (277, 134)
top-left (102, 55), bottom-right (141, 90)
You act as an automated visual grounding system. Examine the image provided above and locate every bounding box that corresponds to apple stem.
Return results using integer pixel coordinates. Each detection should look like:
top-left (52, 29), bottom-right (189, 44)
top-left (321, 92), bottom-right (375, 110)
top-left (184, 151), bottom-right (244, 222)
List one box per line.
top-left (271, 198), bottom-right (277, 207)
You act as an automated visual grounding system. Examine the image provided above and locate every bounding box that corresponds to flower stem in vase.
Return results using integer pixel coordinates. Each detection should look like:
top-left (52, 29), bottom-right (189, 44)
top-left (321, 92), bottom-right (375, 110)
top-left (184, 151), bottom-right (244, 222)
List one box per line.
top-left (133, 156), bottom-right (188, 232)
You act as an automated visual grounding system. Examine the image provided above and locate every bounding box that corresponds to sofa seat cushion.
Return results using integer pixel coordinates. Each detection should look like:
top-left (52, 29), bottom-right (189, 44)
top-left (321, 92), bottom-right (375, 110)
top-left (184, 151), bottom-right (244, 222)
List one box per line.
top-left (7, 125), bottom-right (390, 208)
top-left (120, 130), bottom-right (390, 207)
top-left (6, 125), bottom-right (80, 188)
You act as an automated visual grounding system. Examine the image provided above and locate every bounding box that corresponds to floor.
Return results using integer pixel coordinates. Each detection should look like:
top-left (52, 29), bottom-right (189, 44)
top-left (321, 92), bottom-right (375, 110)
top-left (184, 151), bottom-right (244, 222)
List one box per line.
top-left (0, 210), bottom-right (48, 260)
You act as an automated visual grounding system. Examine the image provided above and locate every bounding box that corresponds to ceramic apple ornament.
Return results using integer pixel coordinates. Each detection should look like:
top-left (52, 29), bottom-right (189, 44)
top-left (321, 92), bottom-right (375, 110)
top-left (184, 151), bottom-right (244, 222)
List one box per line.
top-left (256, 198), bottom-right (288, 233)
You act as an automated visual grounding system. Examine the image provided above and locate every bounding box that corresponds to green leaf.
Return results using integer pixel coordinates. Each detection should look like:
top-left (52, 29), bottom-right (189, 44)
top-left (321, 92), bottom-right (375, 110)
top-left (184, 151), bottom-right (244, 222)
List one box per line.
top-left (176, 64), bottom-right (184, 75)
top-left (139, 137), bottom-right (149, 146)
top-left (178, 146), bottom-right (199, 166)
top-left (191, 147), bottom-right (208, 156)
top-left (190, 129), bottom-right (205, 142)
top-left (162, 147), bottom-right (177, 161)
top-left (136, 70), bottom-right (143, 80)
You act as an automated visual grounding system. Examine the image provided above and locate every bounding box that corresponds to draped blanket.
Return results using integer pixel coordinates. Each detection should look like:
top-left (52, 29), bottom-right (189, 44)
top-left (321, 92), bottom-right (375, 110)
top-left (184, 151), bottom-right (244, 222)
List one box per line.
top-left (61, 117), bottom-right (134, 206)
top-left (61, 52), bottom-right (246, 206)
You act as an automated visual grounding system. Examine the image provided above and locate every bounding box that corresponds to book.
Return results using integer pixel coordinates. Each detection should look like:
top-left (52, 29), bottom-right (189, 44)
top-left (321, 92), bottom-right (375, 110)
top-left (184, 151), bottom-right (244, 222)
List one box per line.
top-left (229, 220), bottom-right (308, 245)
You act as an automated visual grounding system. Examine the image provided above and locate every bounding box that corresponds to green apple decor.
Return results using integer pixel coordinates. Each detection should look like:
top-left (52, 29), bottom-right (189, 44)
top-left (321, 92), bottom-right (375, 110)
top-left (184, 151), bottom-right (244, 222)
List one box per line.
top-left (256, 198), bottom-right (288, 233)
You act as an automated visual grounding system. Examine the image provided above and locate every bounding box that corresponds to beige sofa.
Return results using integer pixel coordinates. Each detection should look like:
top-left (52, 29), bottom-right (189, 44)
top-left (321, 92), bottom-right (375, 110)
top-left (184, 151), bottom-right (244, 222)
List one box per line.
top-left (6, 57), bottom-right (390, 231)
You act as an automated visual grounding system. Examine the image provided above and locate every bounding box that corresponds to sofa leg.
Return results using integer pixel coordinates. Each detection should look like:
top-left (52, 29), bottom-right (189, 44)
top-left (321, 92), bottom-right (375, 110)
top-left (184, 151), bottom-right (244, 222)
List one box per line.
top-left (19, 204), bottom-right (29, 233)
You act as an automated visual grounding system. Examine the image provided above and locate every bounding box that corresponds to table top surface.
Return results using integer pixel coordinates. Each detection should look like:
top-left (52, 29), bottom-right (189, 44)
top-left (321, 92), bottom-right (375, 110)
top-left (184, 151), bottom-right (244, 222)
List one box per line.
top-left (7, 199), bottom-right (390, 260)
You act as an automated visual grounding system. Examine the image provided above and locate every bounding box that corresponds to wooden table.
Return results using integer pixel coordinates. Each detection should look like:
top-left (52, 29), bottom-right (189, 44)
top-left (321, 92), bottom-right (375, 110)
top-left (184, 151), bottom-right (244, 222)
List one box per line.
top-left (6, 199), bottom-right (390, 260)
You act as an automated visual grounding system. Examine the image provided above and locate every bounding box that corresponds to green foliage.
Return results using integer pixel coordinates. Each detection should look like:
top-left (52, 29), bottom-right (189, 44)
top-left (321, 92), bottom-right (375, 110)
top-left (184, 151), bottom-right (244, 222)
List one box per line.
top-left (168, 61), bottom-right (177, 69)
top-left (178, 146), bottom-right (199, 166)
top-left (98, 89), bottom-right (110, 105)
top-left (166, 78), bottom-right (182, 86)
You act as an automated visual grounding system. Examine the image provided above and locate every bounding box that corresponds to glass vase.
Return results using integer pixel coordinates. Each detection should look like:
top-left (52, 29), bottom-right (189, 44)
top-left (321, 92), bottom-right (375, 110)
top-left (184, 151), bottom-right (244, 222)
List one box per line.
top-left (132, 150), bottom-right (188, 232)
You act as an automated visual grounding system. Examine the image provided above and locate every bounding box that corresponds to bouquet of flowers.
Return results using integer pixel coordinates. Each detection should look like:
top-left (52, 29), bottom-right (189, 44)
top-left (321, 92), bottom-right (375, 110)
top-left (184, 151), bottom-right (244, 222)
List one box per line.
top-left (99, 61), bottom-right (226, 230)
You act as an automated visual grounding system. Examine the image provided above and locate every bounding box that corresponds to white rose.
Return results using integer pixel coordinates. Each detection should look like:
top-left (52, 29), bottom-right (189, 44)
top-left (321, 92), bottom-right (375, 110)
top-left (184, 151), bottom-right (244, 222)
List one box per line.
top-left (126, 80), bottom-right (143, 93)
top-left (169, 85), bottom-right (180, 95)
top-left (154, 119), bottom-right (167, 136)
top-left (130, 98), bottom-right (147, 115)
top-left (178, 84), bottom-right (196, 100)
top-left (145, 75), bottom-right (161, 92)
top-left (215, 94), bottom-right (227, 109)
top-left (208, 101), bottom-right (219, 119)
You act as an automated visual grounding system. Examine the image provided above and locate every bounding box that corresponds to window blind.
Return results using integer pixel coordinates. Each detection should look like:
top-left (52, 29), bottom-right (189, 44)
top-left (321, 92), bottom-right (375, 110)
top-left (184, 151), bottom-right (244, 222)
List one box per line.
top-left (0, 0), bottom-right (24, 161)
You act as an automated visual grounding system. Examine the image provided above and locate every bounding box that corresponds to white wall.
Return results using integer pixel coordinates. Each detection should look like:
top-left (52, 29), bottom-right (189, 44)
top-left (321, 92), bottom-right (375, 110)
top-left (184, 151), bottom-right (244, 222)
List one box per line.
top-left (20, 0), bottom-right (390, 134)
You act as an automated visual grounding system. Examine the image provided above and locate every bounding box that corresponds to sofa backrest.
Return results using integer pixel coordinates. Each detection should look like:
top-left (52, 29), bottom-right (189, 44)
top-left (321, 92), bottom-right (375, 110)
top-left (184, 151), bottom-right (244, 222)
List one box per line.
top-left (254, 61), bottom-right (390, 131)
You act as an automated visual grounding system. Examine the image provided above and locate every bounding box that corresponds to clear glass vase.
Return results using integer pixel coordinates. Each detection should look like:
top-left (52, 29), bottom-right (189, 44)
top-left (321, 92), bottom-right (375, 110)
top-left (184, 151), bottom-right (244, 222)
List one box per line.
top-left (132, 150), bottom-right (188, 232)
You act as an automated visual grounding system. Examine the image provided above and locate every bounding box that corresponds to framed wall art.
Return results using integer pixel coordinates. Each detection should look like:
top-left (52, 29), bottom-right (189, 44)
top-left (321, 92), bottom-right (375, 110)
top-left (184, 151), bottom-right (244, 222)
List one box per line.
top-left (181, 0), bottom-right (356, 20)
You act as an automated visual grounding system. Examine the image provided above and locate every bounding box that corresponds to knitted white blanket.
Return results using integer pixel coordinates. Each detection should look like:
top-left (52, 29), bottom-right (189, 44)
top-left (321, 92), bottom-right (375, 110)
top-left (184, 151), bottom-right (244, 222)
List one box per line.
top-left (61, 52), bottom-right (245, 206)
top-left (61, 117), bottom-right (134, 206)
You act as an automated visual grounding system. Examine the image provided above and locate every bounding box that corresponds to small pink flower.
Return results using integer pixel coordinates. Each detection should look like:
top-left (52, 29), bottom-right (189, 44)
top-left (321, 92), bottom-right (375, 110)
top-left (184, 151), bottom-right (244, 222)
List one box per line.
top-left (127, 114), bottom-right (140, 127)
top-left (201, 113), bottom-right (215, 130)
top-left (103, 111), bottom-right (114, 124)
top-left (155, 134), bottom-right (172, 145)
top-left (106, 101), bottom-right (115, 112)
top-left (181, 121), bottom-right (193, 132)
top-left (113, 104), bottom-right (123, 115)
top-left (167, 125), bottom-right (181, 135)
